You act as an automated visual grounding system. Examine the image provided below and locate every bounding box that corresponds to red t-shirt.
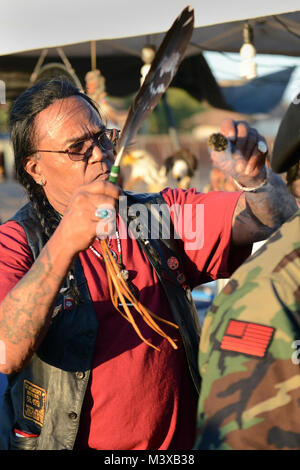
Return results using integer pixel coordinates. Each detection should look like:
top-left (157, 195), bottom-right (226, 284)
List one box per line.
top-left (0, 188), bottom-right (251, 450)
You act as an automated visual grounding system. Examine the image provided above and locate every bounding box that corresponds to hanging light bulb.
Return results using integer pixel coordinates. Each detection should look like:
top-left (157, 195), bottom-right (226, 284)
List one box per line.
top-left (140, 45), bottom-right (156, 86)
top-left (239, 23), bottom-right (257, 80)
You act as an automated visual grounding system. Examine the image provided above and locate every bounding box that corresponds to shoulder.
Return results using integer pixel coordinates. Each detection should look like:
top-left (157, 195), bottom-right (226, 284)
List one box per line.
top-left (200, 210), bottom-right (300, 360)
top-left (0, 220), bottom-right (32, 260)
top-left (0, 221), bottom-right (33, 303)
top-left (226, 208), bottom-right (300, 290)
top-left (196, 213), bottom-right (300, 449)
top-left (0, 219), bottom-right (29, 244)
top-left (199, 210), bottom-right (300, 377)
top-left (160, 187), bottom-right (241, 207)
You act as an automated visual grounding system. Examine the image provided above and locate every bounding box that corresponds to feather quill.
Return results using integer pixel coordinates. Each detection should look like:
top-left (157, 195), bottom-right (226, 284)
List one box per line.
top-left (100, 239), bottom-right (179, 350)
top-left (109, 5), bottom-right (194, 183)
top-left (103, 7), bottom-right (194, 349)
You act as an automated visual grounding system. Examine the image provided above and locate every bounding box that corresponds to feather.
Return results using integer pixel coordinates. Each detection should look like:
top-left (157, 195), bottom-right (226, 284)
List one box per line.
top-left (103, 7), bottom-right (193, 348)
top-left (109, 6), bottom-right (194, 183)
top-left (100, 239), bottom-right (179, 350)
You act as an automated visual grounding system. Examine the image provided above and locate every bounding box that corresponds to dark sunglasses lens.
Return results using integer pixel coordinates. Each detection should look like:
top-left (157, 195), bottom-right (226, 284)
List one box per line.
top-left (67, 151), bottom-right (86, 161)
top-left (111, 129), bottom-right (120, 145)
top-left (67, 130), bottom-right (119, 160)
top-left (99, 132), bottom-right (114, 150)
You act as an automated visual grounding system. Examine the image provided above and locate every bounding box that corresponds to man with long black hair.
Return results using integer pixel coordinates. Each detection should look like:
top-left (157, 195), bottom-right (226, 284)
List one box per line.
top-left (0, 79), bottom-right (296, 450)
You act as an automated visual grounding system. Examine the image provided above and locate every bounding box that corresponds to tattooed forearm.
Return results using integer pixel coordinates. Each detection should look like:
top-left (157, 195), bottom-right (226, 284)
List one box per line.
top-left (0, 238), bottom-right (74, 373)
top-left (1, 269), bottom-right (55, 344)
top-left (233, 170), bottom-right (298, 245)
top-left (246, 171), bottom-right (297, 226)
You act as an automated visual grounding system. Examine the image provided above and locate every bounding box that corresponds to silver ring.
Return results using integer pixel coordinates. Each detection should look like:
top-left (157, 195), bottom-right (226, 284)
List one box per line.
top-left (257, 140), bottom-right (268, 154)
top-left (95, 208), bottom-right (114, 219)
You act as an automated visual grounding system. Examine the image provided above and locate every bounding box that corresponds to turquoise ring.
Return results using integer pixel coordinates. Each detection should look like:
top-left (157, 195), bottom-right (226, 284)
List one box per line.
top-left (257, 141), bottom-right (268, 154)
top-left (95, 208), bottom-right (114, 219)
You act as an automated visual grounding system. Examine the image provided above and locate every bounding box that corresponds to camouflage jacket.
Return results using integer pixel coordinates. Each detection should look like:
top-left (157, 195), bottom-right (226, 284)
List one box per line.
top-left (195, 209), bottom-right (300, 450)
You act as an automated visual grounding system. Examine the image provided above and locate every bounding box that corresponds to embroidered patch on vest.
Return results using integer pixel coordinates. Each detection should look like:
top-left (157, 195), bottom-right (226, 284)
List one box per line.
top-left (167, 256), bottom-right (179, 270)
top-left (220, 319), bottom-right (275, 357)
top-left (23, 380), bottom-right (47, 427)
top-left (63, 295), bottom-right (74, 310)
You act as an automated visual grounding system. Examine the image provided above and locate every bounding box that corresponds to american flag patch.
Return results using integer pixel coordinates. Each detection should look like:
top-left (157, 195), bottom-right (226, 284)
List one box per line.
top-left (220, 320), bottom-right (275, 357)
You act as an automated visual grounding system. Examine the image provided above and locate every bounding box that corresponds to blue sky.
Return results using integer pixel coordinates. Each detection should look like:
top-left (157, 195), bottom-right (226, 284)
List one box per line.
top-left (204, 51), bottom-right (300, 104)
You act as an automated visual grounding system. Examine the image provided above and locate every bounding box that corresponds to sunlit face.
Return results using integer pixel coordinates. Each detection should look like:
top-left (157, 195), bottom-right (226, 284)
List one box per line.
top-left (25, 95), bottom-right (114, 214)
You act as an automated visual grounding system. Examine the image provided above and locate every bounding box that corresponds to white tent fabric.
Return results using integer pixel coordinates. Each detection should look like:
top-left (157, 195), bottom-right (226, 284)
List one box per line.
top-left (0, 0), bottom-right (299, 57)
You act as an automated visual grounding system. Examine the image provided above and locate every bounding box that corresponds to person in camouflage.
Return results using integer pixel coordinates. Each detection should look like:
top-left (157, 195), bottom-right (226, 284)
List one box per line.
top-left (195, 94), bottom-right (300, 450)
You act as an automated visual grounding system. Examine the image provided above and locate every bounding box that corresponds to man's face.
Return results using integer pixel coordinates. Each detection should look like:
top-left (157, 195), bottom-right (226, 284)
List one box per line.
top-left (27, 95), bottom-right (114, 214)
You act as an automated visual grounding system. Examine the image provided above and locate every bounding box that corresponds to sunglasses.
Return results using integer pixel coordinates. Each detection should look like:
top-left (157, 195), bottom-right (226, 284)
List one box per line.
top-left (32, 128), bottom-right (120, 162)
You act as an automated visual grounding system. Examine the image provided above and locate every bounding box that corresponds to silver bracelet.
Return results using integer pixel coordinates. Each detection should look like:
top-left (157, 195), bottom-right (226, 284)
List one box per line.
top-left (233, 173), bottom-right (268, 192)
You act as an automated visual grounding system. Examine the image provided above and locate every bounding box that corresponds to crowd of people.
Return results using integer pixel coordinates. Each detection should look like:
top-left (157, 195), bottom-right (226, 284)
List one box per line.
top-left (0, 77), bottom-right (299, 450)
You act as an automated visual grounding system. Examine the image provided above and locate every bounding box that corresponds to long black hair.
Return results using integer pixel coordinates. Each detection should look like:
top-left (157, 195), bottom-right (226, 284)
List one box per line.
top-left (10, 78), bottom-right (101, 238)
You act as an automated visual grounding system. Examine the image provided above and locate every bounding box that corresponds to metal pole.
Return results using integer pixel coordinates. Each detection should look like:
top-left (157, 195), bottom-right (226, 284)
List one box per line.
top-left (91, 40), bottom-right (97, 70)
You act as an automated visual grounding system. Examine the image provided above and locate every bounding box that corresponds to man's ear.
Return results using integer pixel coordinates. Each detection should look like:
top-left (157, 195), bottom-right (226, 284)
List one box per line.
top-left (24, 156), bottom-right (44, 185)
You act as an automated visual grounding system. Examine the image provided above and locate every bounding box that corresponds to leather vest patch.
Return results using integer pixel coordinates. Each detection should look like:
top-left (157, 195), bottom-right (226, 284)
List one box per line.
top-left (23, 380), bottom-right (47, 427)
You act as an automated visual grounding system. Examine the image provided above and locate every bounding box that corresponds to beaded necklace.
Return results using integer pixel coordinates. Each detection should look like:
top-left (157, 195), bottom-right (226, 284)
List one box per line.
top-left (89, 231), bottom-right (139, 302)
top-left (88, 224), bottom-right (178, 350)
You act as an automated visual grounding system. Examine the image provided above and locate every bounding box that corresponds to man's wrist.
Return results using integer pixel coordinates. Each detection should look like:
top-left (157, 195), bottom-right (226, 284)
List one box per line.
top-left (233, 167), bottom-right (269, 192)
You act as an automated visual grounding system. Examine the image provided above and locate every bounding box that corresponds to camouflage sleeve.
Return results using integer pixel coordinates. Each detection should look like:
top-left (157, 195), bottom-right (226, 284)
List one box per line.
top-left (194, 245), bottom-right (300, 450)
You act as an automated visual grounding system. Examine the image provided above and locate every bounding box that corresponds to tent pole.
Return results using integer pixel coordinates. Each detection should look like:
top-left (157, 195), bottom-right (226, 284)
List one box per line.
top-left (91, 40), bottom-right (97, 70)
top-left (161, 93), bottom-right (180, 151)
top-left (29, 49), bottom-right (48, 83)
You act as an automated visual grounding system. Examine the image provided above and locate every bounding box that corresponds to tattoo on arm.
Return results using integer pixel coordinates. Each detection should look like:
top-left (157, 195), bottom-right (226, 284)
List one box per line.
top-left (233, 196), bottom-right (273, 244)
top-left (0, 245), bottom-right (66, 346)
top-left (233, 172), bottom-right (298, 245)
